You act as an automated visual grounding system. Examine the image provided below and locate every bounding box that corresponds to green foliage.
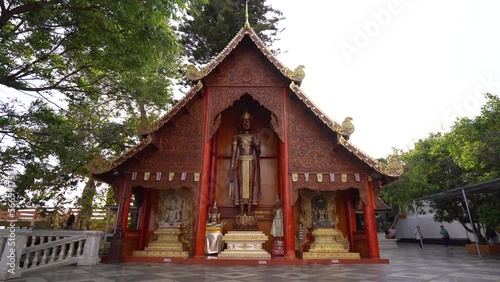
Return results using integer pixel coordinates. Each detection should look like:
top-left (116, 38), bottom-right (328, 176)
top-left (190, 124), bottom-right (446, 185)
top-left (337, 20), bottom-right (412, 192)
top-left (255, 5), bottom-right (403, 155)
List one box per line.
top-left (477, 195), bottom-right (500, 229)
top-left (178, 0), bottom-right (284, 65)
top-left (0, 0), bottom-right (187, 95)
top-left (381, 94), bottom-right (500, 243)
top-left (0, 0), bottom-right (203, 212)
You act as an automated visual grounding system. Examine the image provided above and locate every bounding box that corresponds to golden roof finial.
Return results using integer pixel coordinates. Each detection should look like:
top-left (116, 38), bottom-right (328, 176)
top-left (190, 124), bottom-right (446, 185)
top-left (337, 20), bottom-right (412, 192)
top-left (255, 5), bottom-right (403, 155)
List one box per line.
top-left (245, 0), bottom-right (250, 28)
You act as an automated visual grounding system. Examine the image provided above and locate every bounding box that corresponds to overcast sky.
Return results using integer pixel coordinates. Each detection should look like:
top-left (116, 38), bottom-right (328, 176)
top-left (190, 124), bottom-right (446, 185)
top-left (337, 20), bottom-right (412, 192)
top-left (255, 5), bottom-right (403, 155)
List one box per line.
top-left (267, 0), bottom-right (500, 159)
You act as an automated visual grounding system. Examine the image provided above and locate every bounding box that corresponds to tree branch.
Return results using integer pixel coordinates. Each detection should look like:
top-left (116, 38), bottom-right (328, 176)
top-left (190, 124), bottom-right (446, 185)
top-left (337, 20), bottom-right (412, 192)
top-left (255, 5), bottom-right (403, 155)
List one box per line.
top-left (0, 0), bottom-right (63, 29)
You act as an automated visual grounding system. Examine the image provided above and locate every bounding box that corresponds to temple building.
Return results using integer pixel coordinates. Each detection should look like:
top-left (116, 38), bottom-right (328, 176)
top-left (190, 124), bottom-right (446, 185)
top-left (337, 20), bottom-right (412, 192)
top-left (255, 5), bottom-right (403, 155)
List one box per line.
top-left (90, 19), bottom-right (402, 264)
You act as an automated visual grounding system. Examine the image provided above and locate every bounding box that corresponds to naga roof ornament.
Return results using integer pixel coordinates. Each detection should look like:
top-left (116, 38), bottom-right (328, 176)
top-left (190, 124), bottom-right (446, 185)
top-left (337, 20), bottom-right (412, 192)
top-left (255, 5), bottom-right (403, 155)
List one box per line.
top-left (88, 153), bottom-right (113, 174)
top-left (381, 154), bottom-right (404, 177)
top-left (286, 65), bottom-right (305, 82)
top-left (339, 117), bottom-right (355, 136)
top-left (186, 65), bottom-right (206, 82)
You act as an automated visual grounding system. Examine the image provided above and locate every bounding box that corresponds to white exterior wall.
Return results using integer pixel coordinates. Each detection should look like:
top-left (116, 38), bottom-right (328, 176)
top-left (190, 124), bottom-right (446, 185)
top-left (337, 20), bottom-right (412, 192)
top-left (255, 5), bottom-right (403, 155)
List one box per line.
top-left (395, 210), bottom-right (475, 241)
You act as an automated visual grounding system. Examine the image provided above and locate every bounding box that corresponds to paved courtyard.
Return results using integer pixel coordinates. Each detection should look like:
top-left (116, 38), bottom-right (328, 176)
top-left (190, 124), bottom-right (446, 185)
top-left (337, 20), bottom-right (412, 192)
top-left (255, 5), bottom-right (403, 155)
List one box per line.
top-left (10, 243), bottom-right (500, 282)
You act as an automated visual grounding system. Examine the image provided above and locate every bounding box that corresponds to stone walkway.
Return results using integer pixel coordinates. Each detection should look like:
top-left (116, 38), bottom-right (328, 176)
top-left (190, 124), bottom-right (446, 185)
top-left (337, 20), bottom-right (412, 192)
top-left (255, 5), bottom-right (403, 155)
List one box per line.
top-left (10, 243), bottom-right (500, 282)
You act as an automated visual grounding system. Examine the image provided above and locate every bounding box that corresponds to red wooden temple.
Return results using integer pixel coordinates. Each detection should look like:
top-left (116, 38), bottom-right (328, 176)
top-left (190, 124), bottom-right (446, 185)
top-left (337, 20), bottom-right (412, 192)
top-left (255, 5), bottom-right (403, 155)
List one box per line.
top-left (91, 21), bottom-right (402, 265)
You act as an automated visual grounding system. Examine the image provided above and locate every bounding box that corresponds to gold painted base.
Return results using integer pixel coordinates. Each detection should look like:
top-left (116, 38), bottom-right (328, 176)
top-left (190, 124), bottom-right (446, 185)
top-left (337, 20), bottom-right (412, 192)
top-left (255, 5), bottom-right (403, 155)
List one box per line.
top-left (303, 227), bottom-right (360, 260)
top-left (219, 231), bottom-right (271, 260)
top-left (133, 226), bottom-right (188, 258)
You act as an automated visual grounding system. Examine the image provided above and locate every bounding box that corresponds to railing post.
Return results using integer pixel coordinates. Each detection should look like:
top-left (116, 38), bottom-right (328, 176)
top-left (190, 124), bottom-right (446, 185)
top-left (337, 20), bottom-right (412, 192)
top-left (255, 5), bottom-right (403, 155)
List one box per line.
top-left (0, 230), bottom-right (29, 280)
top-left (77, 231), bottom-right (102, 266)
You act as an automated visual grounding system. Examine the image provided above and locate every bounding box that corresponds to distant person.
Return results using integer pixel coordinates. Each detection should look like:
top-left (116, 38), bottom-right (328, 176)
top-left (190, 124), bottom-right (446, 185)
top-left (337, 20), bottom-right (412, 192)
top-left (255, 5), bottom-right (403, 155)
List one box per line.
top-left (486, 228), bottom-right (499, 245)
top-left (66, 213), bottom-right (75, 229)
top-left (440, 225), bottom-right (452, 249)
top-left (386, 226), bottom-right (397, 239)
top-left (414, 225), bottom-right (424, 251)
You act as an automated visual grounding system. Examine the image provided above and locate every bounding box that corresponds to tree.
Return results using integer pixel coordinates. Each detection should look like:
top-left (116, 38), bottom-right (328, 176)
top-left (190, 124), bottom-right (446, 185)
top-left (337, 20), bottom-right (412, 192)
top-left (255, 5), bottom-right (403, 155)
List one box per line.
top-left (178, 0), bottom-right (284, 65)
top-left (1, 0), bottom-right (186, 95)
top-left (381, 94), bottom-right (500, 243)
top-left (0, 0), bottom-right (201, 222)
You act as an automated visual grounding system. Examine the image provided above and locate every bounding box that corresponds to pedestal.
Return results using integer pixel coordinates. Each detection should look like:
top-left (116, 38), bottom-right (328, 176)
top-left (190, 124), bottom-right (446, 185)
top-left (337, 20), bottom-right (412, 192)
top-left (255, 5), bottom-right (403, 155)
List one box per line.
top-left (218, 231), bottom-right (271, 259)
top-left (205, 226), bottom-right (224, 255)
top-left (133, 226), bottom-right (188, 258)
top-left (303, 227), bottom-right (360, 259)
top-left (271, 238), bottom-right (285, 257)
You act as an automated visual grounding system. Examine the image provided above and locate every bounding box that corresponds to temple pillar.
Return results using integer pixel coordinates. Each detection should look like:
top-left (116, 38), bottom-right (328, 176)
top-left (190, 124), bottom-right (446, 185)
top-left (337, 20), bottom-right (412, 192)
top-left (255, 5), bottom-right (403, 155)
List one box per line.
top-left (281, 87), bottom-right (295, 259)
top-left (345, 189), bottom-right (356, 252)
top-left (138, 188), bottom-right (151, 250)
top-left (109, 178), bottom-right (131, 261)
top-left (209, 133), bottom-right (218, 206)
top-left (194, 86), bottom-right (211, 258)
top-left (362, 175), bottom-right (380, 258)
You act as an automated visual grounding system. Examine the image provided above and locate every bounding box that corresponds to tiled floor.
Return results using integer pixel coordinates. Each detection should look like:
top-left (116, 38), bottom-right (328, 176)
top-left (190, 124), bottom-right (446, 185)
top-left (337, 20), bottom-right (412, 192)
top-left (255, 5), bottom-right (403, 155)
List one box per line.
top-left (12, 243), bottom-right (500, 282)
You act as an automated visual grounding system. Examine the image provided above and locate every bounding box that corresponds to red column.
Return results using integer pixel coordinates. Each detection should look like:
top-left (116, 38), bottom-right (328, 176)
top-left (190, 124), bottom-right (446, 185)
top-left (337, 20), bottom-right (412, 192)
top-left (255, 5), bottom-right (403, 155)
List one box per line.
top-left (121, 191), bottom-right (132, 230)
top-left (209, 133), bottom-right (218, 206)
top-left (109, 178), bottom-right (130, 261)
top-left (345, 189), bottom-right (356, 252)
top-left (281, 87), bottom-right (295, 259)
top-left (138, 188), bottom-right (151, 250)
top-left (194, 86), bottom-right (211, 258)
top-left (362, 175), bottom-right (380, 258)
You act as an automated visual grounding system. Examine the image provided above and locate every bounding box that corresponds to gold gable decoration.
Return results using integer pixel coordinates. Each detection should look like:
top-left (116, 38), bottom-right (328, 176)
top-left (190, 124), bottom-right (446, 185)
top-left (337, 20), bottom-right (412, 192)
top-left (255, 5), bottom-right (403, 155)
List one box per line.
top-left (186, 65), bottom-right (207, 82)
top-left (339, 117), bottom-right (355, 136)
top-left (138, 116), bottom-right (156, 135)
top-left (381, 154), bottom-right (404, 177)
top-left (286, 65), bottom-right (305, 82)
top-left (88, 153), bottom-right (113, 174)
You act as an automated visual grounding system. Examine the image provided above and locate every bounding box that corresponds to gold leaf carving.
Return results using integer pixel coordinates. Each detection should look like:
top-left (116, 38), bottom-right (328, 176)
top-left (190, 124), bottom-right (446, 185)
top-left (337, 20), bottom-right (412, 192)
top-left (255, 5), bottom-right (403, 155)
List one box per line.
top-left (88, 153), bottom-right (113, 174)
top-left (382, 154), bottom-right (404, 177)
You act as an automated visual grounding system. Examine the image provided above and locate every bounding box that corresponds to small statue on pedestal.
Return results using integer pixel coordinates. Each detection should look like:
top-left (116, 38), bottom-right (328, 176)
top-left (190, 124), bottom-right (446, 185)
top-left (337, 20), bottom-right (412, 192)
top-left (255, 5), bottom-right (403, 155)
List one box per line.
top-left (271, 196), bottom-right (285, 257)
top-left (161, 195), bottom-right (182, 227)
top-left (207, 201), bottom-right (224, 228)
top-left (312, 194), bottom-right (332, 227)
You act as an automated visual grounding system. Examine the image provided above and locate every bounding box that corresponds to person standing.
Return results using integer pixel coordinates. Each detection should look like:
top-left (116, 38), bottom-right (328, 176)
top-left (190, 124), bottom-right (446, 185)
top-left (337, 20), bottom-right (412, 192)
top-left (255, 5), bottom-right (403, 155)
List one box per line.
top-left (440, 225), bottom-right (452, 249)
top-left (414, 225), bottom-right (424, 251)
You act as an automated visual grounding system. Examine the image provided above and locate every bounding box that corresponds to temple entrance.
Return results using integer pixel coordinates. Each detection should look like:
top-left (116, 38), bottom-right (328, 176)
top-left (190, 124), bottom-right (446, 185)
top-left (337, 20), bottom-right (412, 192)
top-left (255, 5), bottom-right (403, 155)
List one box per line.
top-left (212, 94), bottom-right (280, 254)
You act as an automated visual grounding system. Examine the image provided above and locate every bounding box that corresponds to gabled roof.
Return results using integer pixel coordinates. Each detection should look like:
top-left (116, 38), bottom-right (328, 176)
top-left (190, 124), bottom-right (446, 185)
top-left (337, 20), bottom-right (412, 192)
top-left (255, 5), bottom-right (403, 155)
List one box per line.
top-left (186, 25), bottom-right (305, 84)
top-left (91, 23), bottom-right (403, 181)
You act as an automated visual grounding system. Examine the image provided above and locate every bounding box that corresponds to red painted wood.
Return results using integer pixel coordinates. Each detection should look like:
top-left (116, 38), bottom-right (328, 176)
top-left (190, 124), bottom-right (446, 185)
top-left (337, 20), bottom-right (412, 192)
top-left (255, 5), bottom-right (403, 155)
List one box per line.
top-left (209, 133), bottom-right (218, 206)
top-left (345, 189), bottom-right (356, 252)
top-left (362, 176), bottom-right (380, 258)
top-left (194, 86), bottom-right (211, 258)
top-left (122, 190), bottom-right (132, 231)
top-left (109, 178), bottom-right (129, 261)
top-left (138, 188), bottom-right (151, 250)
top-left (281, 87), bottom-right (295, 259)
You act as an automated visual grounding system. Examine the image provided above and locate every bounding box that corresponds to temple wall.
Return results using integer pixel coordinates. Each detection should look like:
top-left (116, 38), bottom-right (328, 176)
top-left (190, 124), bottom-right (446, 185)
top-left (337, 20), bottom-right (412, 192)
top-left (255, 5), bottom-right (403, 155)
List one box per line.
top-left (122, 96), bottom-right (204, 191)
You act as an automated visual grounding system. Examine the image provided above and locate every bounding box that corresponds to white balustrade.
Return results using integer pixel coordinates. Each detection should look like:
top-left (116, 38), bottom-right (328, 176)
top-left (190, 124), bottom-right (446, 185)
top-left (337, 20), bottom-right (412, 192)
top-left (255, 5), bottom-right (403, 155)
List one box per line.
top-left (0, 230), bottom-right (103, 280)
